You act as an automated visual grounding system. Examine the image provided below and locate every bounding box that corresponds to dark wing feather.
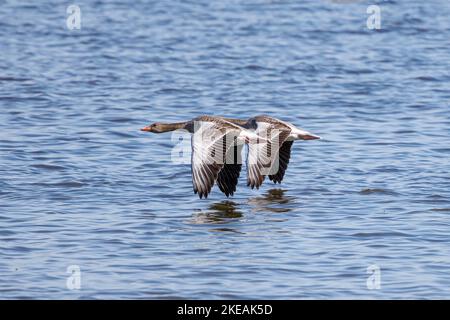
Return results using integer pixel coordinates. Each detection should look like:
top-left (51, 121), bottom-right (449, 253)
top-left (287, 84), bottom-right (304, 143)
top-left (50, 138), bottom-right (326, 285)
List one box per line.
top-left (217, 143), bottom-right (243, 197)
top-left (246, 128), bottom-right (291, 189)
top-left (191, 124), bottom-right (240, 199)
top-left (268, 140), bottom-right (293, 184)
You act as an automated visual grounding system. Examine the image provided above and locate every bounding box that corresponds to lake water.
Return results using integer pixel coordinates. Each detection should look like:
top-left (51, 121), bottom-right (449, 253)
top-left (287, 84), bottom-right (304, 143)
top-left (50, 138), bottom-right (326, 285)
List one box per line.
top-left (1, 0), bottom-right (450, 299)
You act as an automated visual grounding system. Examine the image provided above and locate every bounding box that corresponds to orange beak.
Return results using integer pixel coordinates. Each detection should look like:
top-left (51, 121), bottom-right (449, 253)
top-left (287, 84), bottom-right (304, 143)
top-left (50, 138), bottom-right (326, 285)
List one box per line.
top-left (140, 126), bottom-right (152, 132)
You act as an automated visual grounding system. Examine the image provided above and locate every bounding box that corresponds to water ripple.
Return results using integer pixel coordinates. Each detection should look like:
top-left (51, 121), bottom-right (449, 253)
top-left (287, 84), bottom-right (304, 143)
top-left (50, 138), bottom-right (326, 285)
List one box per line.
top-left (1, 0), bottom-right (450, 299)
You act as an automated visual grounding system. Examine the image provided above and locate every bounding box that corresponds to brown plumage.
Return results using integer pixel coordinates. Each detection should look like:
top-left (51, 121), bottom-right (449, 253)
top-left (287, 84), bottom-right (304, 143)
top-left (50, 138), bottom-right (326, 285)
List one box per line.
top-left (141, 115), bottom-right (260, 199)
top-left (225, 115), bottom-right (320, 189)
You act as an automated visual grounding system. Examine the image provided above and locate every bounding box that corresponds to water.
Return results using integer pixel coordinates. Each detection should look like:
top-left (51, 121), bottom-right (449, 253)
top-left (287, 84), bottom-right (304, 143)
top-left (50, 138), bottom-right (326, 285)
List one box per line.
top-left (1, 0), bottom-right (450, 299)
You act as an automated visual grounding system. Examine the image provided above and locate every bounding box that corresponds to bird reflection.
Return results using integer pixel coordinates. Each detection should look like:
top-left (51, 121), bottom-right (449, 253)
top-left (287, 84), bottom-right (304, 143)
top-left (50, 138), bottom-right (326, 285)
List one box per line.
top-left (189, 189), bottom-right (295, 226)
top-left (190, 200), bottom-right (243, 225)
top-left (247, 189), bottom-right (295, 213)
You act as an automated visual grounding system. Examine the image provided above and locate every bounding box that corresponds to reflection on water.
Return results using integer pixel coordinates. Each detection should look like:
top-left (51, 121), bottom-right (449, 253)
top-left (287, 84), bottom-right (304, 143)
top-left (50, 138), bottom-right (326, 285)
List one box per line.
top-left (248, 189), bottom-right (296, 213)
top-left (2, 0), bottom-right (450, 299)
top-left (189, 201), bottom-right (243, 225)
top-left (189, 189), bottom-right (295, 225)
top-left (189, 189), bottom-right (295, 228)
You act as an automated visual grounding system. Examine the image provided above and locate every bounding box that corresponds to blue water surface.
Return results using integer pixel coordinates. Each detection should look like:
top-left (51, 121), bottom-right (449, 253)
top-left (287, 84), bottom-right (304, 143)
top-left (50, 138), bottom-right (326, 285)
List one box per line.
top-left (1, 0), bottom-right (450, 299)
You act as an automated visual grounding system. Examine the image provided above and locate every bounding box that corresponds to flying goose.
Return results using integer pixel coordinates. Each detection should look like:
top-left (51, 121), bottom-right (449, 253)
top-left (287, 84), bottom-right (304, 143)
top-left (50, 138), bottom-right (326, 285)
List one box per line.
top-left (141, 115), bottom-right (262, 199)
top-left (223, 115), bottom-right (320, 189)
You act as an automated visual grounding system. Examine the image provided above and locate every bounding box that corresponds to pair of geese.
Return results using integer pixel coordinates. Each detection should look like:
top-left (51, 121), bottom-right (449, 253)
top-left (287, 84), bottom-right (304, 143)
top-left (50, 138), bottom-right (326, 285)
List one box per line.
top-left (141, 115), bottom-right (320, 199)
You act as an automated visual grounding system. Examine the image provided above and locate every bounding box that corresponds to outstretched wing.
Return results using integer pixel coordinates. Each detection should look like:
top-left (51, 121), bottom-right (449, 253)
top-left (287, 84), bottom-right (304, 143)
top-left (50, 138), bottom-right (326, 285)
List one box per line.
top-left (217, 143), bottom-right (243, 197)
top-left (191, 122), bottom-right (239, 199)
top-left (246, 123), bottom-right (291, 189)
top-left (268, 140), bottom-right (293, 184)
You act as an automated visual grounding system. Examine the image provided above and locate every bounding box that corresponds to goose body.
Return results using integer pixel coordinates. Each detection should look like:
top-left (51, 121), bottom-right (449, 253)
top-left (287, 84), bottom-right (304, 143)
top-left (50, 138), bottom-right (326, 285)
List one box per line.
top-left (141, 115), bottom-right (260, 199)
top-left (225, 115), bottom-right (320, 189)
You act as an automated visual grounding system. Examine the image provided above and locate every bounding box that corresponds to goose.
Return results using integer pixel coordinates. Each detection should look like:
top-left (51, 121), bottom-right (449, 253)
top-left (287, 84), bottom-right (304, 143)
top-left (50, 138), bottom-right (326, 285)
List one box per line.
top-left (223, 115), bottom-right (320, 189)
top-left (141, 115), bottom-right (262, 199)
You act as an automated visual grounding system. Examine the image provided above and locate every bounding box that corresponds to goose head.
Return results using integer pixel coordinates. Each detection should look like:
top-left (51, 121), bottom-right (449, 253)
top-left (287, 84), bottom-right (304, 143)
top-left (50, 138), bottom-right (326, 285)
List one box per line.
top-left (141, 122), bottom-right (168, 133)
